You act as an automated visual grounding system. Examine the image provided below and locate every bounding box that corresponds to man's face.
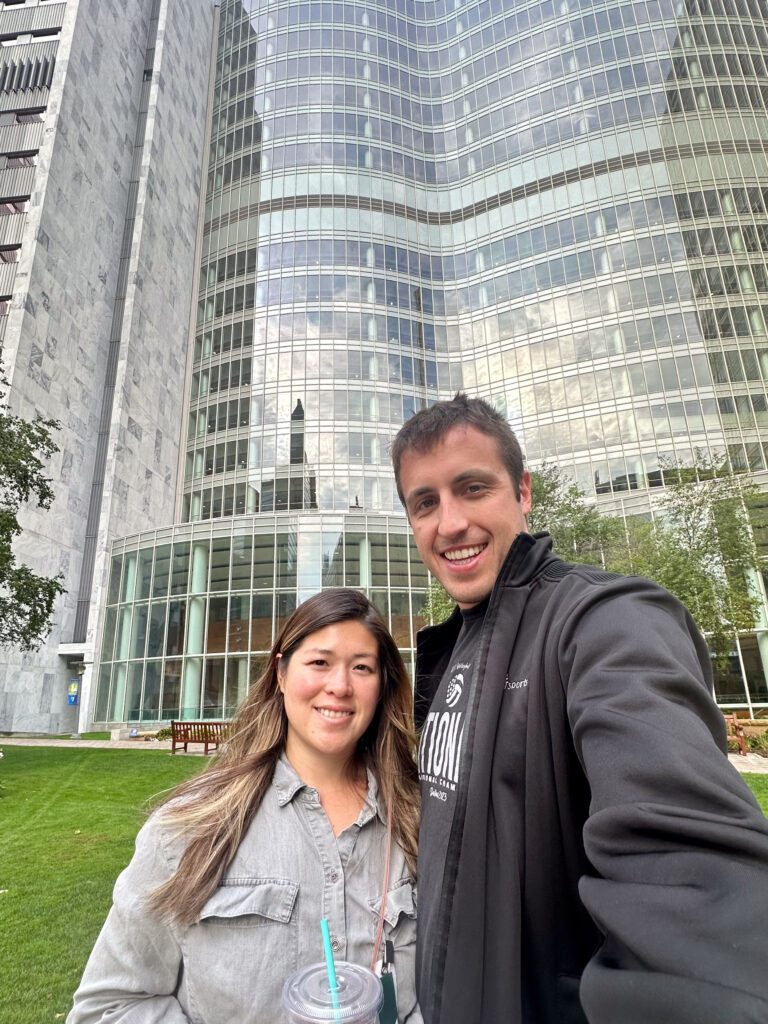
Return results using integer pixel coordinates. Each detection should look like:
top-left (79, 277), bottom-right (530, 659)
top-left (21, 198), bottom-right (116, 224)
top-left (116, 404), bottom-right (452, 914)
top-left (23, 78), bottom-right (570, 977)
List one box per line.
top-left (399, 425), bottom-right (531, 609)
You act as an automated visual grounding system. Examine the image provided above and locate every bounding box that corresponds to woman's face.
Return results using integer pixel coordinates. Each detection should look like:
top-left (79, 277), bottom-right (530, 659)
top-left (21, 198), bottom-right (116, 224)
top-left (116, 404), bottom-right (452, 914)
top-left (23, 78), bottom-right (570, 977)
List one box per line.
top-left (278, 619), bottom-right (382, 769)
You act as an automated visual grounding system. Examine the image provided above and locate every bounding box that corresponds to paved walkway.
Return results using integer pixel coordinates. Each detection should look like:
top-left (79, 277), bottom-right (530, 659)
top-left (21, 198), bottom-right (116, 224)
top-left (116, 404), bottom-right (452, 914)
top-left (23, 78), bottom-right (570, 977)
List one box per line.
top-left (1, 736), bottom-right (767, 770)
top-left (0, 736), bottom-right (180, 752)
top-left (724, 752), bottom-right (768, 774)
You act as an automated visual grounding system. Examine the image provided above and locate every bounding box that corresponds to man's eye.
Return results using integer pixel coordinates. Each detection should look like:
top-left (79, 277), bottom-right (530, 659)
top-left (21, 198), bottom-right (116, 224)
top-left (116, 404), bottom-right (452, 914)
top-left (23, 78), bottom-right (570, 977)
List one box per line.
top-left (414, 497), bottom-right (436, 513)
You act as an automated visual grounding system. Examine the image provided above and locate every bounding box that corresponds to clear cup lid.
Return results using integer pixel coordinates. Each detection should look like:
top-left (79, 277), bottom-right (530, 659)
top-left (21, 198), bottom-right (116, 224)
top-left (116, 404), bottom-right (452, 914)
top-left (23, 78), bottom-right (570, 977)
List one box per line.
top-left (282, 961), bottom-right (384, 1023)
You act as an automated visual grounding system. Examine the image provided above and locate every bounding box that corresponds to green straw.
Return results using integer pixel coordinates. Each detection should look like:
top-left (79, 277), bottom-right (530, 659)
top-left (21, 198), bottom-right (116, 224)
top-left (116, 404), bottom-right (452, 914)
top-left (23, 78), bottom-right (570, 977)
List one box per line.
top-left (320, 917), bottom-right (341, 1015)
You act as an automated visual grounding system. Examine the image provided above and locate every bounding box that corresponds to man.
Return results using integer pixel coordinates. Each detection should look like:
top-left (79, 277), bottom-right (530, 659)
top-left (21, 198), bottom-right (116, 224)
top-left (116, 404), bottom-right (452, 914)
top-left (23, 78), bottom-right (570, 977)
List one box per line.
top-left (391, 393), bottom-right (768, 1024)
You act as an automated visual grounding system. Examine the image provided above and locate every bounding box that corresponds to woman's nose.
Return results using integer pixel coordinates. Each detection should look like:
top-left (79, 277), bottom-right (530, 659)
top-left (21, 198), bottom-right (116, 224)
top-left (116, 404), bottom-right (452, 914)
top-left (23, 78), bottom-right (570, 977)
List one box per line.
top-left (324, 666), bottom-right (353, 695)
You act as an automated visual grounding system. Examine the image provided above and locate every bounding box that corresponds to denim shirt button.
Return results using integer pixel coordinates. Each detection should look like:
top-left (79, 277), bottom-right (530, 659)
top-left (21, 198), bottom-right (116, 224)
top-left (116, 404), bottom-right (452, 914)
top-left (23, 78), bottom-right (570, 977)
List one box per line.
top-left (330, 872), bottom-right (339, 883)
top-left (331, 938), bottom-right (341, 952)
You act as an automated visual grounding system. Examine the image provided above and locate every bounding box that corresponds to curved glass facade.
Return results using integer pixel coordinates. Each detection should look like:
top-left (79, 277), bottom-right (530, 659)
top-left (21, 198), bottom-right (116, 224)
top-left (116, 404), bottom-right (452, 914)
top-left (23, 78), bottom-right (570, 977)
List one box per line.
top-left (95, 0), bottom-right (768, 721)
top-left (95, 515), bottom-right (427, 724)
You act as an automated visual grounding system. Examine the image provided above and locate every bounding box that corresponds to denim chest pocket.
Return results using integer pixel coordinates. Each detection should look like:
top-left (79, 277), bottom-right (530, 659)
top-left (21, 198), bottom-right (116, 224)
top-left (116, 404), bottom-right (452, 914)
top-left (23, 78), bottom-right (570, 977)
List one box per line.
top-left (184, 878), bottom-right (300, 1024)
top-left (367, 879), bottom-right (418, 1022)
top-left (198, 877), bottom-right (299, 929)
top-left (368, 877), bottom-right (416, 932)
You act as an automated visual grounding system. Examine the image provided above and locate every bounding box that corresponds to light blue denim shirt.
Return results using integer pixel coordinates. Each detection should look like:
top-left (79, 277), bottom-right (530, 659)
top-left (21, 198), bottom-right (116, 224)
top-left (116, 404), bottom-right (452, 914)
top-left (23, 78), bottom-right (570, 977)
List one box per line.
top-left (67, 757), bottom-right (421, 1024)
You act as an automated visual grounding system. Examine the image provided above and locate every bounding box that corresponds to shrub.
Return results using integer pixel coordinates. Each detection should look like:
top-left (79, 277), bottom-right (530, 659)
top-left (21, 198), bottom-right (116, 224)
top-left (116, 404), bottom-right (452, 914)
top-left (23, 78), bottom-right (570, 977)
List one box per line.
top-left (747, 732), bottom-right (768, 757)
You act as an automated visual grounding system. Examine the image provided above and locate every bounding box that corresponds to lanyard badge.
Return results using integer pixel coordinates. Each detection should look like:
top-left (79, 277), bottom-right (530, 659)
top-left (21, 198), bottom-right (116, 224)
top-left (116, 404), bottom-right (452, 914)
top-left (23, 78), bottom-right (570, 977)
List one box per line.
top-left (379, 940), bottom-right (398, 1024)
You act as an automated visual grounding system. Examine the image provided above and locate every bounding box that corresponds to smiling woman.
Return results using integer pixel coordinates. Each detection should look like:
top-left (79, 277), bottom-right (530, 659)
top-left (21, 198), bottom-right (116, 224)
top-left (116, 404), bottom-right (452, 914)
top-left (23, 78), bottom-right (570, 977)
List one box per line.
top-left (277, 619), bottom-right (383, 827)
top-left (67, 590), bottom-right (422, 1024)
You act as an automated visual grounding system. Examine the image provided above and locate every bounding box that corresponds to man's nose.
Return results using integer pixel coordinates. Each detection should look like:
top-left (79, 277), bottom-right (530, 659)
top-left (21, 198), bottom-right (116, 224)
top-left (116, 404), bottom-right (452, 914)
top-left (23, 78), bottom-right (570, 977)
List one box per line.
top-left (437, 495), bottom-right (469, 537)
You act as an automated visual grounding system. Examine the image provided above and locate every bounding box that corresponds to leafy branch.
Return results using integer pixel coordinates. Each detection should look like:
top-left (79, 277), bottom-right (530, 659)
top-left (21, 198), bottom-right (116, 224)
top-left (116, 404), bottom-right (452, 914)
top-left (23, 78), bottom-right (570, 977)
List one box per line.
top-left (0, 367), bottom-right (66, 649)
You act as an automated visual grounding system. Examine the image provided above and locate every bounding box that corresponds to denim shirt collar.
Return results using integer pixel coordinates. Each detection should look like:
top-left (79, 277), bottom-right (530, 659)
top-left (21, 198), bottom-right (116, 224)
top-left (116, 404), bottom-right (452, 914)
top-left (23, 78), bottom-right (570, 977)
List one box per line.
top-left (273, 754), bottom-right (385, 825)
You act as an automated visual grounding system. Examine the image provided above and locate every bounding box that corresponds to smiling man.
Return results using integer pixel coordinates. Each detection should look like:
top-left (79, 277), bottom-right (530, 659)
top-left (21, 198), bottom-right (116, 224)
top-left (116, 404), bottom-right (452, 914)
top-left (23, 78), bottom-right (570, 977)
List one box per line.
top-left (391, 393), bottom-right (768, 1024)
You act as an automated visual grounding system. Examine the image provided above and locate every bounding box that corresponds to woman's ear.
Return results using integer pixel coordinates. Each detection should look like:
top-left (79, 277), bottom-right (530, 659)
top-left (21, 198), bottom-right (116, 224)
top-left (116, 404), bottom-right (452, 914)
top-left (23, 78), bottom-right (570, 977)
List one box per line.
top-left (275, 652), bottom-right (285, 692)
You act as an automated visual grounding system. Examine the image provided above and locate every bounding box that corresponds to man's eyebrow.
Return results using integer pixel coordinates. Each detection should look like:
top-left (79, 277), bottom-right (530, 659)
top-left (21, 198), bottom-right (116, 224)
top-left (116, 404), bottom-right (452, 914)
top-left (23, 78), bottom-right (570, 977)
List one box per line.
top-left (405, 485), bottom-right (434, 505)
top-left (451, 468), bottom-right (496, 484)
top-left (405, 468), bottom-right (497, 504)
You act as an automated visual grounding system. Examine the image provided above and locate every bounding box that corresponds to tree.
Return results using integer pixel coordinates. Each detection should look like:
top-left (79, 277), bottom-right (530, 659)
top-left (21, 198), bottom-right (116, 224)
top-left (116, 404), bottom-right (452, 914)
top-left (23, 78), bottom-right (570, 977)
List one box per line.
top-left (528, 463), bottom-right (624, 565)
top-left (607, 457), bottom-right (762, 665)
top-left (0, 367), bottom-right (65, 648)
top-left (421, 575), bottom-right (455, 626)
top-left (417, 457), bottom-right (764, 665)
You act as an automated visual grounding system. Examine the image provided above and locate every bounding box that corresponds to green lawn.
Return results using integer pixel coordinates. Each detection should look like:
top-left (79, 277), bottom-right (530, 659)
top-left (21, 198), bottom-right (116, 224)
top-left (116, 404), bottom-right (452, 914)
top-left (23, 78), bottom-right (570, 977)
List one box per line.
top-left (745, 773), bottom-right (768, 813)
top-left (0, 746), bottom-right (203, 1024)
top-left (0, 747), bottom-right (766, 1024)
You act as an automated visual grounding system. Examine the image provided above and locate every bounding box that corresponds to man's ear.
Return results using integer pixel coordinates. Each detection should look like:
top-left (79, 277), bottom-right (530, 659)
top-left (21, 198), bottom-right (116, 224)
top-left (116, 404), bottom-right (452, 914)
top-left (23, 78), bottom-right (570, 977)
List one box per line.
top-left (518, 470), bottom-right (532, 518)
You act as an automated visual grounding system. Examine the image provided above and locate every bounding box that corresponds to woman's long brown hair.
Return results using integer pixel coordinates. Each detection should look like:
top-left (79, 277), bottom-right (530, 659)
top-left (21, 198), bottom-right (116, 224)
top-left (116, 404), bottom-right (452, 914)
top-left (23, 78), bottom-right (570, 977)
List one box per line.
top-left (149, 589), bottom-right (420, 926)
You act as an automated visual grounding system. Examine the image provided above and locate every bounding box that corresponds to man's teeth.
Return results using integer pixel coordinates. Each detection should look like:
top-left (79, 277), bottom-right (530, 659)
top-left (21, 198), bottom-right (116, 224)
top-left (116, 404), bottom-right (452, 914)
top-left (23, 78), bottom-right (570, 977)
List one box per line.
top-left (444, 545), bottom-right (484, 562)
top-left (316, 708), bottom-right (352, 719)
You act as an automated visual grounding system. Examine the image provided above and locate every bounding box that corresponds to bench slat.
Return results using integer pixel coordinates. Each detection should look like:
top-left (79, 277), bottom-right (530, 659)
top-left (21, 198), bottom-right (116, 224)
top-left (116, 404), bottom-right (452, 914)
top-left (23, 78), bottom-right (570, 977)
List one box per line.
top-left (171, 720), bottom-right (227, 754)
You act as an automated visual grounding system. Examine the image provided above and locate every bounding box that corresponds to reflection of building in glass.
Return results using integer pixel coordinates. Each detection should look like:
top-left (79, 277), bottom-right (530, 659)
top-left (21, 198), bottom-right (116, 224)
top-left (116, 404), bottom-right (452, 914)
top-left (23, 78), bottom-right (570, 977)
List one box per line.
top-left (258, 398), bottom-right (318, 513)
top-left (50, 0), bottom-right (768, 724)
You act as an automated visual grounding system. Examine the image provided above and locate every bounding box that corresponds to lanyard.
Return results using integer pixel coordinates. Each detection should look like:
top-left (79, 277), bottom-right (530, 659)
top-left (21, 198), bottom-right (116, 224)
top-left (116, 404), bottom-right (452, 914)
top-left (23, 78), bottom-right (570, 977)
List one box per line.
top-left (370, 797), bottom-right (393, 972)
top-left (370, 798), bottom-right (398, 1024)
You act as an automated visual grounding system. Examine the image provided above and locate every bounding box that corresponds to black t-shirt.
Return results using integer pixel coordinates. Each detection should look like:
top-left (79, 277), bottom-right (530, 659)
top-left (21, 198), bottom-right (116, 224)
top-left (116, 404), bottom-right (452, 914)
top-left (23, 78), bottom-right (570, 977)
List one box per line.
top-left (416, 599), bottom-right (487, 990)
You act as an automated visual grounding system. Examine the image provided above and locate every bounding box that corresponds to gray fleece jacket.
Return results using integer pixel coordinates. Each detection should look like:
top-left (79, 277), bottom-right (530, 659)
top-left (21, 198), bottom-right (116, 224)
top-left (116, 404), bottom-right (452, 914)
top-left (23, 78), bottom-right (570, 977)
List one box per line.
top-left (415, 532), bottom-right (768, 1024)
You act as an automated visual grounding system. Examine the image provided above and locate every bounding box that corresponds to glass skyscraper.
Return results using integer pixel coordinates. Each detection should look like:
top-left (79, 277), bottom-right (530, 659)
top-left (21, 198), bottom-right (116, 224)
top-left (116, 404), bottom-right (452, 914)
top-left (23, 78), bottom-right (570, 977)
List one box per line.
top-left (92, 0), bottom-right (768, 725)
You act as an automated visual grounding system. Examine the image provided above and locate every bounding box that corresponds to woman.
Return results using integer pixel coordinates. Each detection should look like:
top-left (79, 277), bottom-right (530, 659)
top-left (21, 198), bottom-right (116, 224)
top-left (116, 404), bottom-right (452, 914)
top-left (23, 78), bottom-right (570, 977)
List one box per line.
top-left (68, 589), bottom-right (421, 1023)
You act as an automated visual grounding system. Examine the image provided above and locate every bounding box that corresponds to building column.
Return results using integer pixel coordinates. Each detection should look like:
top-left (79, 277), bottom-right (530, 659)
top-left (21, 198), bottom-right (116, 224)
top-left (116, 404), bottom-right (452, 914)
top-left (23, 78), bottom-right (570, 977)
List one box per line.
top-left (747, 567), bottom-right (768, 715)
top-left (182, 541), bottom-right (209, 719)
top-left (359, 537), bottom-right (371, 587)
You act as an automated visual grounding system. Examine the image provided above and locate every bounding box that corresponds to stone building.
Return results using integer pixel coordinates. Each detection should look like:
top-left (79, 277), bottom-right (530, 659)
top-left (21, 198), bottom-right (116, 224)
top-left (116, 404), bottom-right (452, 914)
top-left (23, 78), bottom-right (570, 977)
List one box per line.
top-left (0, 0), bottom-right (215, 732)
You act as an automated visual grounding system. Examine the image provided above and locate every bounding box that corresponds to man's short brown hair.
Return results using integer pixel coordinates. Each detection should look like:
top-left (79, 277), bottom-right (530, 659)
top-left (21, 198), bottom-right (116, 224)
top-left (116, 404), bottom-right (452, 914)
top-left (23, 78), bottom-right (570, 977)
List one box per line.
top-left (391, 393), bottom-right (525, 504)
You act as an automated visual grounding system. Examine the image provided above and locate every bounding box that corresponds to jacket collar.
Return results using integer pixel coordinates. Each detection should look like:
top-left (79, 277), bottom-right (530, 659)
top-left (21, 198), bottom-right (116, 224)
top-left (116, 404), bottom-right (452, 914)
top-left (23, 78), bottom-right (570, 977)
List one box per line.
top-left (497, 530), bottom-right (554, 587)
top-left (417, 532), bottom-right (555, 649)
top-left (413, 533), bottom-right (556, 731)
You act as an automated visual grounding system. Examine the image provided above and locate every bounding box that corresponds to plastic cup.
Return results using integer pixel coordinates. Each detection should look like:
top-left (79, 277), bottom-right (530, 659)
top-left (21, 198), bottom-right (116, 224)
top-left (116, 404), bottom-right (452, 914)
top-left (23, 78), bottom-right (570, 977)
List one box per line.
top-left (282, 961), bottom-right (383, 1023)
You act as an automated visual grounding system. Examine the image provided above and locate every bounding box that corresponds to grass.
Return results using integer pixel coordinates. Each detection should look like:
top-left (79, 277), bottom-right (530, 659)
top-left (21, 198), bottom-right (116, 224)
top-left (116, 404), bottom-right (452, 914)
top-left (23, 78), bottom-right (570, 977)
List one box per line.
top-left (0, 748), bottom-right (766, 1024)
top-left (745, 773), bottom-right (768, 813)
top-left (0, 746), bottom-right (203, 1024)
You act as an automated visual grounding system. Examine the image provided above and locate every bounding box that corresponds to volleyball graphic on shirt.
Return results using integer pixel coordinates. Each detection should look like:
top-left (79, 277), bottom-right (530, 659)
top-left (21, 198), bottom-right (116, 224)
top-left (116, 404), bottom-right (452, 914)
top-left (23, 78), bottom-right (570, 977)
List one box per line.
top-left (445, 673), bottom-right (463, 708)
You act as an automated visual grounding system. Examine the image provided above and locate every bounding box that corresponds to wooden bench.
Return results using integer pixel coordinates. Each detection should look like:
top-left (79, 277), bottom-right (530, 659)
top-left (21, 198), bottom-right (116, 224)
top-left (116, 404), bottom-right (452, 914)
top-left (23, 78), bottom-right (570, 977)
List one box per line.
top-left (171, 720), bottom-right (227, 755)
top-left (723, 713), bottom-right (747, 757)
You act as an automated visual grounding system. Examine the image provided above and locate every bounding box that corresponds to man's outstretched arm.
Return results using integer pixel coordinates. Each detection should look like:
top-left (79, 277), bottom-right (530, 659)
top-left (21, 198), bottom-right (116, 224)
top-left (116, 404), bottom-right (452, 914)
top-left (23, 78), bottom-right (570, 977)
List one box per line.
top-left (562, 577), bottom-right (768, 1024)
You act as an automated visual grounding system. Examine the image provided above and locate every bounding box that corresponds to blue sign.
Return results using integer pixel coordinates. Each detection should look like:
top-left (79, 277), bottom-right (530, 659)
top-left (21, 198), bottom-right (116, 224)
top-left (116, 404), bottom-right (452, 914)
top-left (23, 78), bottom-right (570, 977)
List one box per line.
top-left (67, 679), bottom-right (79, 706)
